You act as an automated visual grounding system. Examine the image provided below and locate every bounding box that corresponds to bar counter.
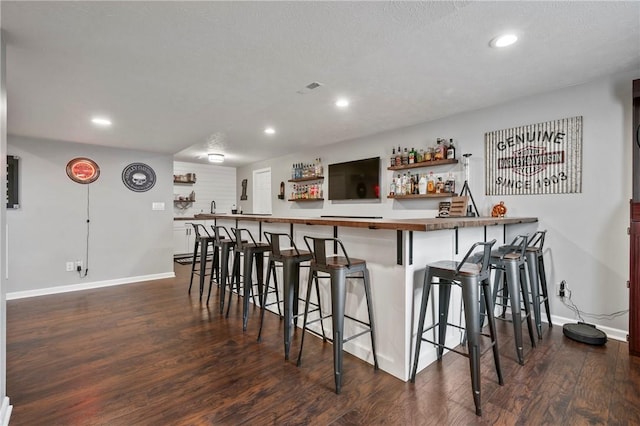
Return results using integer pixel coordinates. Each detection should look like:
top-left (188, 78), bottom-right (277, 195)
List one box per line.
top-left (180, 213), bottom-right (538, 381)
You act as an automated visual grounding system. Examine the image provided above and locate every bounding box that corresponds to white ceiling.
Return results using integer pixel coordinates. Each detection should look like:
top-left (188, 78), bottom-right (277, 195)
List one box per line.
top-left (3, 1), bottom-right (639, 167)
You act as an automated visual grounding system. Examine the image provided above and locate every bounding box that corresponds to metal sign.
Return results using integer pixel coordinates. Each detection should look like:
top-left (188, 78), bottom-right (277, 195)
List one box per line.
top-left (122, 163), bottom-right (156, 192)
top-left (485, 116), bottom-right (582, 195)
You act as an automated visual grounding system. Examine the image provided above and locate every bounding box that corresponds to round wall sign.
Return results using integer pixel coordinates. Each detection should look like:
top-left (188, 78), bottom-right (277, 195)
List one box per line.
top-left (122, 163), bottom-right (156, 192)
top-left (66, 157), bottom-right (100, 184)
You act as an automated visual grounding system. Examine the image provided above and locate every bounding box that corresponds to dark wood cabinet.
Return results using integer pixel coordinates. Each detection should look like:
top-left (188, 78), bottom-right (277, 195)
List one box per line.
top-left (631, 79), bottom-right (640, 355)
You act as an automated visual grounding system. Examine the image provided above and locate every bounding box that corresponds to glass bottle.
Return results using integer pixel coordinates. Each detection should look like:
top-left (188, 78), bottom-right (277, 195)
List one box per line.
top-left (395, 146), bottom-right (402, 166)
top-left (390, 178), bottom-right (396, 196)
top-left (427, 171), bottom-right (435, 194)
top-left (418, 174), bottom-right (427, 195)
top-left (447, 139), bottom-right (456, 160)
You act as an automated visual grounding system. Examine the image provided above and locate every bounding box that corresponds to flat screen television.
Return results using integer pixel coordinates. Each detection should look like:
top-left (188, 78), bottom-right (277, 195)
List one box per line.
top-left (328, 157), bottom-right (380, 200)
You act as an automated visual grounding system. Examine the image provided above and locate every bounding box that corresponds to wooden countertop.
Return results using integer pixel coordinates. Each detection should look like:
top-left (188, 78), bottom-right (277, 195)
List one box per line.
top-left (182, 213), bottom-right (537, 232)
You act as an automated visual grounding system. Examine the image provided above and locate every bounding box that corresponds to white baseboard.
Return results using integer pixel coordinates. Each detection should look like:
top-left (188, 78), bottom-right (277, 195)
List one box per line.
top-left (6, 272), bottom-right (176, 300)
top-left (0, 397), bottom-right (12, 426)
top-left (549, 314), bottom-right (628, 342)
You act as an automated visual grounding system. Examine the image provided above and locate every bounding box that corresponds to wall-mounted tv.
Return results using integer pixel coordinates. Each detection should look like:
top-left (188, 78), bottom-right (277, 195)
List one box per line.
top-left (328, 157), bottom-right (380, 200)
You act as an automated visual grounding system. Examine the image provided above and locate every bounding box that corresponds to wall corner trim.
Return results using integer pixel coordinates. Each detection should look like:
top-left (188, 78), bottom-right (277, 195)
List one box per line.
top-left (6, 272), bottom-right (175, 300)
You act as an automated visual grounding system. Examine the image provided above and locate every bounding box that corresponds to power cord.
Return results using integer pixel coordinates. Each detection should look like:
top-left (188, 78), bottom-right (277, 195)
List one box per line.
top-left (560, 281), bottom-right (628, 322)
top-left (78, 184), bottom-right (90, 278)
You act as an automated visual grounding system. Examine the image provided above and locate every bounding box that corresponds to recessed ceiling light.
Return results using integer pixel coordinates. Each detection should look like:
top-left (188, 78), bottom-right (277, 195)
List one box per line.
top-left (264, 127), bottom-right (276, 135)
top-left (208, 153), bottom-right (224, 163)
top-left (490, 34), bottom-right (518, 48)
top-left (91, 117), bottom-right (112, 127)
top-left (335, 98), bottom-right (350, 108)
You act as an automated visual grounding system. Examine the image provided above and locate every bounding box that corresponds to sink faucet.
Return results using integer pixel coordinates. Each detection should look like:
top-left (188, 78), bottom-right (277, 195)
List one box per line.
top-left (210, 200), bottom-right (216, 214)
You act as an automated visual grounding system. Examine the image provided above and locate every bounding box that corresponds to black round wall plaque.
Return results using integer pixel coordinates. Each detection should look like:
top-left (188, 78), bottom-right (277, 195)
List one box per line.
top-left (122, 163), bottom-right (156, 192)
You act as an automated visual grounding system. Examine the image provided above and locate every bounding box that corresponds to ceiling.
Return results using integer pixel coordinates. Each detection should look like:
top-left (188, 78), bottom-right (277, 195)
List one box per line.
top-left (3, 1), bottom-right (639, 168)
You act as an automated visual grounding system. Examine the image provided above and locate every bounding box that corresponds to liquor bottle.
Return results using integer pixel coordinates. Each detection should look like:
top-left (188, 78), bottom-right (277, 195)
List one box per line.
top-left (447, 172), bottom-right (456, 194)
top-left (436, 177), bottom-right (444, 193)
top-left (417, 149), bottom-right (424, 163)
top-left (427, 171), bottom-right (435, 194)
top-left (389, 178), bottom-right (396, 196)
top-left (408, 148), bottom-right (415, 164)
top-left (447, 139), bottom-right (456, 160)
top-left (395, 146), bottom-right (402, 166)
top-left (402, 148), bottom-right (409, 166)
top-left (390, 148), bottom-right (396, 167)
top-left (418, 174), bottom-right (427, 195)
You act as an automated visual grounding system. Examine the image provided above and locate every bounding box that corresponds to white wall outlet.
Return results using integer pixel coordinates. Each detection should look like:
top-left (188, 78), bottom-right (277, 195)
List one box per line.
top-left (152, 202), bottom-right (165, 211)
top-left (75, 260), bottom-right (83, 271)
top-left (66, 262), bottom-right (74, 272)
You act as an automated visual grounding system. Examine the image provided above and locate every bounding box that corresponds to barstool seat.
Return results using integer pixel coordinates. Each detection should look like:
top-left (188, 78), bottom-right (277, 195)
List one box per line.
top-left (411, 239), bottom-right (503, 417)
top-left (297, 236), bottom-right (378, 394)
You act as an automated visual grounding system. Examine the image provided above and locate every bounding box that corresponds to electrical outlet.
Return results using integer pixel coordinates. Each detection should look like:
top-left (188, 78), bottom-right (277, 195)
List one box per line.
top-left (558, 280), bottom-right (566, 298)
top-left (75, 261), bottom-right (83, 271)
top-left (66, 262), bottom-right (74, 272)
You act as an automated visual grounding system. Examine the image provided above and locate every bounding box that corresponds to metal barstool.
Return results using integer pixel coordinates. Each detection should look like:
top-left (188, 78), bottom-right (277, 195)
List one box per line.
top-left (297, 236), bottom-right (378, 394)
top-left (258, 232), bottom-right (324, 361)
top-left (489, 235), bottom-right (537, 364)
top-left (410, 239), bottom-right (503, 417)
top-left (226, 228), bottom-right (271, 331)
top-left (525, 230), bottom-right (552, 338)
top-left (188, 223), bottom-right (217, 301)
top-left (208, 225), bottom-right (236, 312)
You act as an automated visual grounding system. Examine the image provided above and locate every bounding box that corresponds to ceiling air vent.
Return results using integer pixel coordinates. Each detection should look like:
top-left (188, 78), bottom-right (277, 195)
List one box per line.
top-left (297, 81), bottom-right (323, 94)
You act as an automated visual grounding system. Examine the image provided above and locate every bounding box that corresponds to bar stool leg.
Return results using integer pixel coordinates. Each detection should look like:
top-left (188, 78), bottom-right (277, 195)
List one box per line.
top-left (538, 253), bottom-right (553, 327)
top-left (525, 251), bottom-right (543, 338)
top-left (330, 269), bottom-right (347, 394)
top-left (482, 277), bottom-right (503, 386)
top-left (226, 251), bottom-right (241, 318)
top-left (214, 244), bottom-right (231, 312)
top-left (504, 260), bottom-right (525, 365)
top-left (257, 257), bottom-right (275, 342)
top-left (242, 250), bottom-right (254, 331)
top-left (282, 258), bottom-right (297, 360)
top-left (518, 264), bottom-right (537, 348)
top-left (198, 240), bottom-right (209, 300)
top-left (188, 239), bottom-right (200, 294)
top-left (437, 281), bottom-right (452, 360)
top-left (461, 276), bottom-right (482, 416)
top-left (296, 269), bottom-right (317, 367)
top-left (410, 267), bottom-right (433, 382)
top-left (362, 268), bottom-right (379, 370)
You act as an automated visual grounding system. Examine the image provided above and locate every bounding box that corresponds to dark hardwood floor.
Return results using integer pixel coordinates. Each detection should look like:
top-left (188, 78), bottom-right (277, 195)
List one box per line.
top-left (7, 263), bottom-right (640, 425)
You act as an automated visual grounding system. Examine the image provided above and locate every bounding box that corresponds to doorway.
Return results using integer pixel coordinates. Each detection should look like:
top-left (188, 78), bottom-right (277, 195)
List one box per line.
top-left (253, 168), bottom-right (272, 214)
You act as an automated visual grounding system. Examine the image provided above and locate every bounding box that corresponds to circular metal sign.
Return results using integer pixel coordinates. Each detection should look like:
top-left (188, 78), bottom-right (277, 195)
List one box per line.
top-left (122, 163), bottom-right (156, 192)
top-left (66, 157), bottom-right (100, 184)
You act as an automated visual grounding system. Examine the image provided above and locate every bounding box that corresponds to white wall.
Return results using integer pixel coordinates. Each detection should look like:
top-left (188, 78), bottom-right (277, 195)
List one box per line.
top-left (173, 161), bottom-right (236, 217)
top-left (6, 135), bottom-right (174, 296)
top-left (238, 69), bottom-right (639, 335)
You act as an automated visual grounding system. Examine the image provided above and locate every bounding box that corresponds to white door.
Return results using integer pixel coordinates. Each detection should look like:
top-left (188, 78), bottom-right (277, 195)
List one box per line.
top-left (253, 168), bottom-right (272, 214)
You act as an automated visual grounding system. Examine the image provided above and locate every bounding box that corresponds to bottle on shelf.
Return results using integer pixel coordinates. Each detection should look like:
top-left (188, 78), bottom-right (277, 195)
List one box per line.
top-left (447, 172), bottom-right (456, 194)
top-left (418, 174), bottom-right (427, 195)
top-left (427, 171), bottom-right (435, 194)
top-left (402, 148), bottom-right (408, 165)
top-left (409, 147), bottom-right (415, 164)
top-left (395, 146), bottom-right (402, 167)
top-left (390, 148), bottom-right (396, 167)
top-left (389, 178), bottom-right (396, 196)
top-left (436, 177), bottom-right (444, 194)
top-left (417, 149), bottom-right (424, 163)
top-left (447, 139), bottom-right (456, 160)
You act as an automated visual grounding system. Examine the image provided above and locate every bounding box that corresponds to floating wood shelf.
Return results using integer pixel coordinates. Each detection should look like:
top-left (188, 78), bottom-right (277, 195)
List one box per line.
top-left (388, 193), bottom-right (457, 200)
top-left (388, 159), bottom-right (458, 171)
top-left (288, 176), bottom-right (324, 183)
top-left (287, 198), bottom-right (324, 202)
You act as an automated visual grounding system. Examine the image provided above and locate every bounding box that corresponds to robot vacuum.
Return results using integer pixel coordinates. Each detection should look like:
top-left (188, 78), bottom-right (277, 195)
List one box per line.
top-left (563, 322), bottom-right (607, 345)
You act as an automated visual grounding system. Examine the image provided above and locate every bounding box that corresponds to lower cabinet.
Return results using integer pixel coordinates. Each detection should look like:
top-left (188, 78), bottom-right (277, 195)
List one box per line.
top-left (173, 220), bottom-right (208, 255)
